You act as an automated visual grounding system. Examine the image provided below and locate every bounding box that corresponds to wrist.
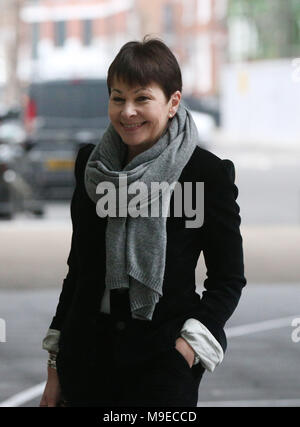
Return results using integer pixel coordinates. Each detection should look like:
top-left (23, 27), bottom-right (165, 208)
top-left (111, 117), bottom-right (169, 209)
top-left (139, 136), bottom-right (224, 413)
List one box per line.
top-left (176, 336), bottom-right (194, 354)
top-left (47, 352), bottom-right (57, 370)
top-left (175, 337), bottom-right (195, 365)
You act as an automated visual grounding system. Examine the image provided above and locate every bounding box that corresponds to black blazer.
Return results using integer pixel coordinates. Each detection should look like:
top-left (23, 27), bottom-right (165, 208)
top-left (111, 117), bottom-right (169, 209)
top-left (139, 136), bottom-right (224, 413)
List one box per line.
top-left (49, 143), bottom-right (246, 371)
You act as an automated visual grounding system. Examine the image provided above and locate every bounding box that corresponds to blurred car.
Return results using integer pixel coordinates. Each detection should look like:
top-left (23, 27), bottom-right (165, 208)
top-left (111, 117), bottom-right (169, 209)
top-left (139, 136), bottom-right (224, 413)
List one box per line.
top-left (23, 78), bottom-right (110, 199)
top-left (24, 139), bottom-right (78, 200)
top-left (183, 95), bottom-right (221, 127)
top-left (0, 143), bottom-right (45, 219)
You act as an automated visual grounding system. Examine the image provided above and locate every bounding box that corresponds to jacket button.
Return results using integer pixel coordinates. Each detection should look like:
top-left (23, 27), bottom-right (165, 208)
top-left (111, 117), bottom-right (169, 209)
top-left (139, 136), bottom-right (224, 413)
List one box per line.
top-left (116, 321), bottom-right (126, 331)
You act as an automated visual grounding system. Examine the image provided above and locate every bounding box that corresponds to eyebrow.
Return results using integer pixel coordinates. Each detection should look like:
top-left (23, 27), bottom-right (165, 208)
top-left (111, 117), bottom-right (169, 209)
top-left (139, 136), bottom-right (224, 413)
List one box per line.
top-left (111, 87), bottom-right (151, 94)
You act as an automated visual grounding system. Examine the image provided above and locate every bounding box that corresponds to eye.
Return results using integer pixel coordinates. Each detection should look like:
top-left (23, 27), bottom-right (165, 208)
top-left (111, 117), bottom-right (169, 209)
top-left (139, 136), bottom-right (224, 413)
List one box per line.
top-left (137, 96), bottom-right (149, 102)
top-left (112, 97), bottom-right (124, 102)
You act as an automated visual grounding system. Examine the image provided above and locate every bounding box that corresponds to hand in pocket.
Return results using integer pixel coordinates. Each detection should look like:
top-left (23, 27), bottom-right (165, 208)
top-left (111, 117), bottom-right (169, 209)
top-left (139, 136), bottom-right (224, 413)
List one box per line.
top-left (175, 337), bottom-right (195, 368)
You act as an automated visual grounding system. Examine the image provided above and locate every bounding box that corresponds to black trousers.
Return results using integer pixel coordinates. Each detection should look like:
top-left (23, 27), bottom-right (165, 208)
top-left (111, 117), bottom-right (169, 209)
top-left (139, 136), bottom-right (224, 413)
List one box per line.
top-left (56, 290), bottom-right (205, 407)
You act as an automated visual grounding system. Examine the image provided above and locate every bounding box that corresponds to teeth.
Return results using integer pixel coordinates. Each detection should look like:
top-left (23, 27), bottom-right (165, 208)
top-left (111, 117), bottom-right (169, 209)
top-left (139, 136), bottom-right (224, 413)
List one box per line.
top-left (123, 123), bottom-right (144, 128)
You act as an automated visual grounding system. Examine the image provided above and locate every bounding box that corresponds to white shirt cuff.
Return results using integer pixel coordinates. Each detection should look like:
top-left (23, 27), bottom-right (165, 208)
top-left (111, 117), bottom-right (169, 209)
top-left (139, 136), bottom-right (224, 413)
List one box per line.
top-left (180, 318), bottom-right (224, 372)
top-left (42, 328), bottom-right (60, 353)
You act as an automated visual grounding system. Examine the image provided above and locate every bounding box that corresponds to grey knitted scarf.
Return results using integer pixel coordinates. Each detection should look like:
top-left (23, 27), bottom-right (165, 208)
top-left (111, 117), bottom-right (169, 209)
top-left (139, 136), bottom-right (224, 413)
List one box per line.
top-left (84, 103), bottom-right (198, 320)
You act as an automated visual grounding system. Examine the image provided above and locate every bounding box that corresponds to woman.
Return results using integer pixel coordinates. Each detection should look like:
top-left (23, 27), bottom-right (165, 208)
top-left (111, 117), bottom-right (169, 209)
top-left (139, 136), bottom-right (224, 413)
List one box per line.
top-left (39, 37), bottom-right (246, 407)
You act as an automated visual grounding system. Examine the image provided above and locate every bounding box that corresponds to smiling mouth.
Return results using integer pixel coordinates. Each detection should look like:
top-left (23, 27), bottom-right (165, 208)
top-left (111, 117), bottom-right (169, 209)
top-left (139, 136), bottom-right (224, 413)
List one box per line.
top-left (121, 122), bottom-right (147, 130)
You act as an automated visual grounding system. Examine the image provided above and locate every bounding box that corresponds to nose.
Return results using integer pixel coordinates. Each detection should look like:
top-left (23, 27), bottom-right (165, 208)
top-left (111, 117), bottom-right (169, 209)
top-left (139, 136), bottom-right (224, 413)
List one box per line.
top-left (120, 102), bottom-right (137, 120)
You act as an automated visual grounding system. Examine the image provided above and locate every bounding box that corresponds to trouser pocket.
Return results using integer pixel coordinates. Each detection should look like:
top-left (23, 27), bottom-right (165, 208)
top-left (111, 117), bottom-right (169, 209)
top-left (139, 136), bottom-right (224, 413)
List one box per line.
top-left (172, 347), bottom-right (192, 370)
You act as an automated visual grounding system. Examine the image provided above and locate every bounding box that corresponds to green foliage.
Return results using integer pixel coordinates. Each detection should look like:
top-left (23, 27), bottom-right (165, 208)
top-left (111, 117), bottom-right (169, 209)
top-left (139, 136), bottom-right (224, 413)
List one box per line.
top-left (228, 0), bottom-right (300, 60)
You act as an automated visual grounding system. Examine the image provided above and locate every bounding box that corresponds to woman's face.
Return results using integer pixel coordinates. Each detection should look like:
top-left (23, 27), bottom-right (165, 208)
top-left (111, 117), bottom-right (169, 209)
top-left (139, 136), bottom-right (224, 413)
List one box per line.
top-left (108, 78), bottom-right (181, 153)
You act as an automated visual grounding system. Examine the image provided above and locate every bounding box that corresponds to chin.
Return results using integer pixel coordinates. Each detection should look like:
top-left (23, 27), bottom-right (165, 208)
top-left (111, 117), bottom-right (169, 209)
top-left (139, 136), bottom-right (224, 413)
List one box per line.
top-left (123, 139), bottom-right (146, 147)
top-left (121, 134), bottom-right (148, 145)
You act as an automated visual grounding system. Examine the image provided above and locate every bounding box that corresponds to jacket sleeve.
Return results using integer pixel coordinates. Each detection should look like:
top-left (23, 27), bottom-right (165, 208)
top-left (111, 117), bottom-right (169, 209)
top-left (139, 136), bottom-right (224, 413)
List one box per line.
top-left (186, 159), bottom-right (247, 353)
top-left (46, 148), bottom-right (84, 332)
top-left (42, 145), bottom-right (95, 353)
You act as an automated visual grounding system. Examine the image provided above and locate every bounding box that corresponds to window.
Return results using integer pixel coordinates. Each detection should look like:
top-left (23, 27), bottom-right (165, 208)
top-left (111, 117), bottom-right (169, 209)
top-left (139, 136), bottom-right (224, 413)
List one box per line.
top-left (195, 35), bottom-right (212, 92)
top-left (32, 23), bottom-right (39, 59)
top-left (82, 19), bottom-right (93, 46)
top-left (54, 21), bottom-right (66, 47)
top-left (163, 3), bottom-right (174, 34)
top-left (183, 0), bottom-right (195, 27)
top-left (214, 0), bottom-right (228, 21)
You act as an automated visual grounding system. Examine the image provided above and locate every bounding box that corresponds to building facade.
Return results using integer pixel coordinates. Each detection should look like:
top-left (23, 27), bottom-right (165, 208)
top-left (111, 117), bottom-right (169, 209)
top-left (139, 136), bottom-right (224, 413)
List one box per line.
top-left (1, 0), bottom-right (228, 106)
top-left (20, 0), bottom-right (136, 82)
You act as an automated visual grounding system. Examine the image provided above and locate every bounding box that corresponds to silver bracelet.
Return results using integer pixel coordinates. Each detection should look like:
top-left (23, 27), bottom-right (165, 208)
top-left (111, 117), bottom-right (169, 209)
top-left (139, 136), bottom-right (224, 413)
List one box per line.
top-left (193, 353), bottom-right (201, 366)
top-left (47, 352), bottom-right (57, 370)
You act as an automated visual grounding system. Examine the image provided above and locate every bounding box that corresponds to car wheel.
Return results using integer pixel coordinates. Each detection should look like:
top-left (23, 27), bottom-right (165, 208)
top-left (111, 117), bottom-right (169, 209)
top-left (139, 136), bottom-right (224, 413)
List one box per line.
top-left (0, 212), bottom-right (13, 220)
top-left (32, 208), bottom-right (45, 217)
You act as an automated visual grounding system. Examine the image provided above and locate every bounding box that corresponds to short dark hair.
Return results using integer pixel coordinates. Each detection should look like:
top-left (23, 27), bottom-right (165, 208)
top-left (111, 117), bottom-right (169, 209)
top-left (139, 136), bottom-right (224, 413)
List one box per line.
top-left (107, 35), bottom-right (182, 101)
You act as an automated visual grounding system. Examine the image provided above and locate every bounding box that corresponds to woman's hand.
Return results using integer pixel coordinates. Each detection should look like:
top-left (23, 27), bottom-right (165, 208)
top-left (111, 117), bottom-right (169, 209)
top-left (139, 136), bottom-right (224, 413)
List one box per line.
top-left (175, 337), bottom-right (195, 368)
top-left (39, 367), bottom-right (62, 407)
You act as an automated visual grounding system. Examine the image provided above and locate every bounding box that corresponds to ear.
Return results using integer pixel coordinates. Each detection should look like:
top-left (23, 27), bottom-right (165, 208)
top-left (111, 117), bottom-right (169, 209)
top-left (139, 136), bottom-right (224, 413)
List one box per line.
top-left (168, 91), bottom-right (181, 117)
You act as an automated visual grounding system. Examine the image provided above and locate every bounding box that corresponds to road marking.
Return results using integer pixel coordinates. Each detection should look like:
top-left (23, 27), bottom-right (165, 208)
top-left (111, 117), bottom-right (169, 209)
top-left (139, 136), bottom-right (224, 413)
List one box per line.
top-left (226, 315), bottom-right (299, 338)
top-left (198, 398), bottom-right (300, 407)
top-left (0, 221), bottom-right (71, 229)
top-left (0, 382), bottom-right (46, 407)
top-left (0, 314), bottom-right (298, 407)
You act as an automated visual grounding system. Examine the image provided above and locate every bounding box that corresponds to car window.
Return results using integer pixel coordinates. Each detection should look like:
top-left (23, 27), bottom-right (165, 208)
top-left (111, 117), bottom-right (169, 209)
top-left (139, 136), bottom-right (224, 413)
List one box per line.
top-left (32, 141), bottom-right (75, 151)
top-left (31, 81), bottom-right (109, 119)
